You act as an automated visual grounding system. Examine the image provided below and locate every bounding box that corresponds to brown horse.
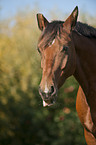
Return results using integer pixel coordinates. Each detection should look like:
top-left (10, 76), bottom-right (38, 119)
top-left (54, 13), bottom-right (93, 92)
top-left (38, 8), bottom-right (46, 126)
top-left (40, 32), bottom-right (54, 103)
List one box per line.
top-left (36, 6), bottom-right (96, 145)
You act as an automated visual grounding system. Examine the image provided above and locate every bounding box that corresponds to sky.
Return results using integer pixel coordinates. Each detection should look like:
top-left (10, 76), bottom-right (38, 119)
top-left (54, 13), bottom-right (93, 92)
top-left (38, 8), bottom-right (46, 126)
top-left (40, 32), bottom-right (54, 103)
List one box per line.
top-left (0, 0), bottom-right (96, 20)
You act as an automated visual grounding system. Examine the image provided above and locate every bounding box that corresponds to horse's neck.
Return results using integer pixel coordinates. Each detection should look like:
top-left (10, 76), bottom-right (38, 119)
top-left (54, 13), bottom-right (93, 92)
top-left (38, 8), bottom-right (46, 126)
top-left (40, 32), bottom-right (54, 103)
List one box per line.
top-left (73, 31), bottom-right (96, 124)
top-left (73, 31), bottom-right (96, 95)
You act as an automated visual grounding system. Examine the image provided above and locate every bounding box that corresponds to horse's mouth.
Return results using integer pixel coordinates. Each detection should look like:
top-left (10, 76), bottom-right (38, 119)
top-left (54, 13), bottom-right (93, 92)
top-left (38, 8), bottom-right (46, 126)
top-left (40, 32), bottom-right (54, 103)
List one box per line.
top-left (39, 86), bottom-right (58, 107)
top-left (43, 100), bottom-right (55, 107)
top-left (42, 96), bottom-right (57, 107)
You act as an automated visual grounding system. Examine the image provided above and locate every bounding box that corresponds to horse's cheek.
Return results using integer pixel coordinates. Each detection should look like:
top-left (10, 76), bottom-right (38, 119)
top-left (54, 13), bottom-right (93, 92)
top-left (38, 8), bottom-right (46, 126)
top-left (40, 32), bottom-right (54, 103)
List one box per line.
top-left (61, 55), bottom-right (68, 70)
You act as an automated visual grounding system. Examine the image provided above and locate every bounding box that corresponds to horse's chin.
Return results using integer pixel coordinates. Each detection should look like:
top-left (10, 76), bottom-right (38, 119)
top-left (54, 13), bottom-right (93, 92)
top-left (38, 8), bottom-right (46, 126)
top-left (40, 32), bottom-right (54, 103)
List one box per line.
top-left (43, 99), bottom-right (56, 107)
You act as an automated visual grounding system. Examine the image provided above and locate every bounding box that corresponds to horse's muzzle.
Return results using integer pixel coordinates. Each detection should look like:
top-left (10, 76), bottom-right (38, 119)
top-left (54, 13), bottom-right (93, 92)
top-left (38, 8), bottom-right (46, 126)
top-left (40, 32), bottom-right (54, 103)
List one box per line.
top-left (39, 85), bottom-right (57, 107)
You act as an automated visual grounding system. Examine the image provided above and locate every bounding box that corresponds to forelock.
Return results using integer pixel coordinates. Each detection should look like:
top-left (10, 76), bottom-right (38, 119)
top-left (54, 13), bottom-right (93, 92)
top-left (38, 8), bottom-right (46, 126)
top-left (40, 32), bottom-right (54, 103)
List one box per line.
top-left (38, 20), bottom-right (64, 48)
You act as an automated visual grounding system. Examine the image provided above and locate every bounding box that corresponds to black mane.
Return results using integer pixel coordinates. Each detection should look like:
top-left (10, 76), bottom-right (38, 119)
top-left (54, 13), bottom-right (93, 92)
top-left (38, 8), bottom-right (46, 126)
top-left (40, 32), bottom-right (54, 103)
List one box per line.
top-left (75, 22), bottom-right (96, 38)
top-left (39, 20), bottom-right (96, 48)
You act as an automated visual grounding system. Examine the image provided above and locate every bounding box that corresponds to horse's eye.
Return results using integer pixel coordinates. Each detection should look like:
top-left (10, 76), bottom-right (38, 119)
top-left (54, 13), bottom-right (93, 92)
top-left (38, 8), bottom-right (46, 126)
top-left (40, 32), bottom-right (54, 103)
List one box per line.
top-left (61, 46), bottom-right (68, 52)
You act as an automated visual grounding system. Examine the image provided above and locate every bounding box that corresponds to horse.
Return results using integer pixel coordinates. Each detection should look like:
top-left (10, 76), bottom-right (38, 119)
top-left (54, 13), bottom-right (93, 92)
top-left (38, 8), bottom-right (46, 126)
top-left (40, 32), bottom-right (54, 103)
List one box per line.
top-left (36, 6), bottom-right (96, 145)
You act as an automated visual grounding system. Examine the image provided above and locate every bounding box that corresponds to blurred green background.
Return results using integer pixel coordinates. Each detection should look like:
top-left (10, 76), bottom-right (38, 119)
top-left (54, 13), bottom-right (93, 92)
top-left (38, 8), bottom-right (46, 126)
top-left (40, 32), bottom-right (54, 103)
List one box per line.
top-left (0, 2), bottom-right (96, 145)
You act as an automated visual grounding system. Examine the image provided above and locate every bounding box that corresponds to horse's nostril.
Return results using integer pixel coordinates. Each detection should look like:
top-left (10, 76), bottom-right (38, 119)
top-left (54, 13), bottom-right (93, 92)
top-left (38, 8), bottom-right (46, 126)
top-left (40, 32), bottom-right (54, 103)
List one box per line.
top-left (51, 86), bottom-right (54, 94)
top-left (39, 85), bottom-right (56, 100)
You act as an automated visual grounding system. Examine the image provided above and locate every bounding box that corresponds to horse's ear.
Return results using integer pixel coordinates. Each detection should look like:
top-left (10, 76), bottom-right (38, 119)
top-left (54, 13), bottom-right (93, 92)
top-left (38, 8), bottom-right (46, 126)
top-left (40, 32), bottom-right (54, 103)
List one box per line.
top-left (37, 13), bottom-right (49, 31)
top-left (63, 6), bottom-right (78, 31)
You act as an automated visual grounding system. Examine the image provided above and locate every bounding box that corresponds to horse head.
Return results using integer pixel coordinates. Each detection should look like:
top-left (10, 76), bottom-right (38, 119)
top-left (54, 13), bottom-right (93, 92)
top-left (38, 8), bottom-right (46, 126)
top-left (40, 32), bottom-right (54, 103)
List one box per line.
top-left (37, 6), bottom-right (78, 106)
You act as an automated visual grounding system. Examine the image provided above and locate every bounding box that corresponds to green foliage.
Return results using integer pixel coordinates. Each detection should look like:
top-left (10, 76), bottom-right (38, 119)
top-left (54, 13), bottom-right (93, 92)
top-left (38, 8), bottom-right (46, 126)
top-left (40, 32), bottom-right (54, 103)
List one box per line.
top-left (1, 9), bottom-right (95, 145)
